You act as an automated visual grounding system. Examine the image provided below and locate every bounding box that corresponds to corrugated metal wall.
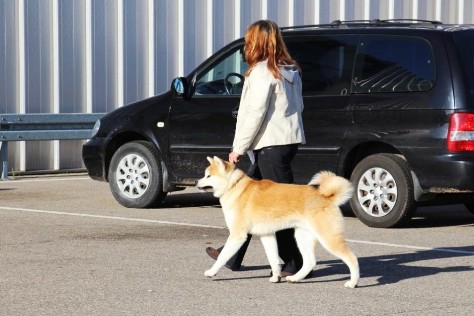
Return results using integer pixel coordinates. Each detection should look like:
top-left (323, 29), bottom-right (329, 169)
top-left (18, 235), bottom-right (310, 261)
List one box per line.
top-left (1, 0), bottom-right (473, 173)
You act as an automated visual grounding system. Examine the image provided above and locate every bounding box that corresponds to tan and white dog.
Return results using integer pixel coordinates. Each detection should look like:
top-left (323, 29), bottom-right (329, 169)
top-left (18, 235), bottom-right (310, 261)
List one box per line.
top-left (197, 156), bottom-right (359, 288)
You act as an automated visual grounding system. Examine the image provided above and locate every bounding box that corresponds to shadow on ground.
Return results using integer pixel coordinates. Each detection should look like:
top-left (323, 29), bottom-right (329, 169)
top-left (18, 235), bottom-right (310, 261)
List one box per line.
top-left (160, 191), bottom-right (219, 208)
top-left (212, 245), bottom-right (474, 287)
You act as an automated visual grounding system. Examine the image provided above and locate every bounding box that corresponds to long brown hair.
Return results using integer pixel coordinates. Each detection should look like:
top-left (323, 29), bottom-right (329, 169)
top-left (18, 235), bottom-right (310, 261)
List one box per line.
top-left (244, 20), bottom-right (300, 79)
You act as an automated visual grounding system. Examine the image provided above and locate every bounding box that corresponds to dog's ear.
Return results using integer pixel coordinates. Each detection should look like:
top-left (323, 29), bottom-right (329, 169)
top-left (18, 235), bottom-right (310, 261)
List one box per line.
top-left (214, 156), bottom-right (226, 170)
top-left (213, 156), bottom-right (224, 165)
top-left (207, 156), bottom-right (213, 164)
top-left (227, 161), bottom-right (236, 169)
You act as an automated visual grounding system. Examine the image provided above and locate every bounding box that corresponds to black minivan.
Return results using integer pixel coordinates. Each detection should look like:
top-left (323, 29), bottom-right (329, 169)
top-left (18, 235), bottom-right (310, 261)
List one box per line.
top-left (83, 20), bottom-right (474, 228)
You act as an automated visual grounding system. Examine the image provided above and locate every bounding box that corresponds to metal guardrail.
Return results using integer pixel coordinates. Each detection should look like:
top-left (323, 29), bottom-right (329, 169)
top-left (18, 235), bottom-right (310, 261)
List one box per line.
top-left (0, 113), bottom-right (104, 180)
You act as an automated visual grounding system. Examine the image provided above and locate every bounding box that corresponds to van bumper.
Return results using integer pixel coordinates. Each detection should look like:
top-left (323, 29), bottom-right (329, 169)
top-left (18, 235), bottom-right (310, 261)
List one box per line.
top-left (82, 138), bottom-right (108, 182)
top-left (406, 149), bottom-right (474, 193)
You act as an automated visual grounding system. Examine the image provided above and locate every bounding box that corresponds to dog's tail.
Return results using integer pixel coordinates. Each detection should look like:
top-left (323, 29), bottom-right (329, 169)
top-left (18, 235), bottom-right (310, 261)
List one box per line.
top-left (308, 171), bottom-right (354, 206)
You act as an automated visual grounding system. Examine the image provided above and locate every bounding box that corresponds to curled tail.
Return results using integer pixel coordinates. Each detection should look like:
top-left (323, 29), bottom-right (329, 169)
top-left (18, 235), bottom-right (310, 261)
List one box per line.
top-left (308, 171), bottom-right (354, 206)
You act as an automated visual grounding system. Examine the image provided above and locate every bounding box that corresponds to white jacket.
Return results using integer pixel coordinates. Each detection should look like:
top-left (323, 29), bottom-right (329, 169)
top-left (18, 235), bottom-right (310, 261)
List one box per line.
top-left (232, 60), bottom-right (305, 155)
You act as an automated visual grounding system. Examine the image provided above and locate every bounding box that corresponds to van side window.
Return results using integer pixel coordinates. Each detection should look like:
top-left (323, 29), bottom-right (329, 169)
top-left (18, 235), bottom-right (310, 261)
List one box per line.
top-left (194, 46), bottom-right (248, 96)
top-left (286, 35), bottom-right (358, 96)
top-left (354, 35), bottom-right (436, 93)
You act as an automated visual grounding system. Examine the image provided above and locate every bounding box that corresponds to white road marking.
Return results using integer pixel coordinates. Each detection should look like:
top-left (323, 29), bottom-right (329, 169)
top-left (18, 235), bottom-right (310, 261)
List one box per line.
top-left (0, 177), bottom-right (90, 184)
top-left (0, 206), bottom-right (225, 230)
top-left (1, 205), bottom-right (473, 255)
top-left (347, 239), bottom-right (474, 255)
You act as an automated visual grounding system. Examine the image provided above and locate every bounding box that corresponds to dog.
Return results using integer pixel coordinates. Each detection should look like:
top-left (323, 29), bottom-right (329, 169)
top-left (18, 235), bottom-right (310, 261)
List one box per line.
top-left (197, 156), bottom-right (359, 288)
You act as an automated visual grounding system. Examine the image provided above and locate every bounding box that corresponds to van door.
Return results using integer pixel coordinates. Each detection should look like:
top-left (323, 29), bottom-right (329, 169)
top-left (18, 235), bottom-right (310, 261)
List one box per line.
top-left (285, 35), bottom-right (359, 182)
top-left (168, 44), bottom-right (248, 183)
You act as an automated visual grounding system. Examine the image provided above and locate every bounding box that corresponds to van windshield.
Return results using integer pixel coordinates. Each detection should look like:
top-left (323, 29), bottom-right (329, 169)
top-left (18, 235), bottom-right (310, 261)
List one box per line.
top-left (453, 31), bottom-right (474, 100)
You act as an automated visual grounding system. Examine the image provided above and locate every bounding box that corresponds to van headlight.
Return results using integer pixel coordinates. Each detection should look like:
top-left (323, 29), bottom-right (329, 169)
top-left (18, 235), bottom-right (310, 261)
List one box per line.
top-left (91, 119), bottom-right (101, 137)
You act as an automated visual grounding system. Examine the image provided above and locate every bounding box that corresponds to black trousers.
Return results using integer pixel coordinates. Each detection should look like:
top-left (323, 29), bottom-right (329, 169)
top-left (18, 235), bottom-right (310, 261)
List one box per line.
top-left (223, 144), bottom-right (303, 273)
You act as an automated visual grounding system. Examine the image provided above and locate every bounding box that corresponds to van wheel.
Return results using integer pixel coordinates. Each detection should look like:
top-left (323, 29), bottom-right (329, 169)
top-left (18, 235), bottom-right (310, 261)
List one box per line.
top-left (108, 141), bottom-right (167, 208)
top-left (350, 153), bottom-right (415, 228)
top-left (465, 203), bottom-right (474, 215)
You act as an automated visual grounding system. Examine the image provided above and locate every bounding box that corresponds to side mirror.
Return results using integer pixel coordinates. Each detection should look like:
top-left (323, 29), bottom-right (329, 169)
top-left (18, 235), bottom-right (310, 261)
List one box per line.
top-left (171, 77), bottom-right (187, 96)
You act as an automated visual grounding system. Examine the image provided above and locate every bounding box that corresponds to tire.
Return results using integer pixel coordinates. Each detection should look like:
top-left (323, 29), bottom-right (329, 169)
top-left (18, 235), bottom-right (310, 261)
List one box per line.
top-left (108, 141), bottom-right (167, 208)
top-left (349, 153), bottom-right (416, 228)
top-left (465, 203), bottom-right (474, 215)
top-left (340, 204), bottom-right (356, 217)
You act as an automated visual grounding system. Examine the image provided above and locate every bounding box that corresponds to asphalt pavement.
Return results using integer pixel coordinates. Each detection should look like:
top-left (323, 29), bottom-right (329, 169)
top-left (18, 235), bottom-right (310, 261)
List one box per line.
top-left (1, 174), bottom-right (473, 315)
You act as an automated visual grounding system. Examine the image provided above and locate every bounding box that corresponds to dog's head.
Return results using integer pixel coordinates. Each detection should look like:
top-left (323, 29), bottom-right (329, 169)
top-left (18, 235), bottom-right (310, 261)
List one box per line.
top-left (196, 156), bottom-right (236, 198)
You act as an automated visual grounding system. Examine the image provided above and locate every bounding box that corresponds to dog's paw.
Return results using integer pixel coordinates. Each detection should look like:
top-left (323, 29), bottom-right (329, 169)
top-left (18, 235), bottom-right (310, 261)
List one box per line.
top-left (285, 275), bottom-right (300, 283)
top-left (269, 275), bottom-right (281, 283)
top-left (204, 269), bottom-right (216, 278)
top-left (344, 280), bottom-right (358, 289)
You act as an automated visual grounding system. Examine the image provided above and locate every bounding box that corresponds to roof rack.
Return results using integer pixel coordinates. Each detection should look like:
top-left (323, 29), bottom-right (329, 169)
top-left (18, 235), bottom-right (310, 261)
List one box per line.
top-left (280, 19), bottom-right (442, 31)
top-left (332, 19), bottom-right (442, 26)
top-left (280, 22), bottom-right (339, 30)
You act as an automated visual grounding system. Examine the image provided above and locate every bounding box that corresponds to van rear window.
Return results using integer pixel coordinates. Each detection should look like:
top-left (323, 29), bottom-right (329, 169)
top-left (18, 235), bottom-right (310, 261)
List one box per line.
top-left (354, 35), bottom-right (436, 93)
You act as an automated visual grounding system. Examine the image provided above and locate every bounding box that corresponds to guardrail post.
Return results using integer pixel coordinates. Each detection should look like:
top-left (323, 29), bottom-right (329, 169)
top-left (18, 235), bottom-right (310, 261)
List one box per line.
top-left (0, 141), bottom-right (8, 180)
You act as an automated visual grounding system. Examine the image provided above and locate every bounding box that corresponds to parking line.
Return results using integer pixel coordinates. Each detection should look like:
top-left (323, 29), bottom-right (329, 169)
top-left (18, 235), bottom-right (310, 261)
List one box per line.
top-left (0, 206), bottom-right (226, 230)
top-left (0, 177), bottom-right (90, 184)
top-left (1, 205), bottom-right (473, 255)
top-left (347, 239), bottom-right (474, 255)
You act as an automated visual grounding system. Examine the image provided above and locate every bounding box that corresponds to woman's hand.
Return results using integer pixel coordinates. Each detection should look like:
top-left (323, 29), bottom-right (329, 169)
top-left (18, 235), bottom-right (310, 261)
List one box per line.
top-left (229, 151), bottom-right (241, 164)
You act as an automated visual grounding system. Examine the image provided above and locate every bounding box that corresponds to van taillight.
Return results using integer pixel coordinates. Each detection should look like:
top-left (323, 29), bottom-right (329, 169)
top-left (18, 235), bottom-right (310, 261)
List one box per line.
top-left (447, 113), bottom-right (474, 152)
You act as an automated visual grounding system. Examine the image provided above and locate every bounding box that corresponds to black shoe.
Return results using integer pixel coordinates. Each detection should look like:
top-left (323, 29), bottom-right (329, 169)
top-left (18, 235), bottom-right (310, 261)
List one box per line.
top-left (270, 269), bottom-right (314, 279)
top-left (205, 247), bottom-right (241, 271)
top-left (280, 270), bottom-right (295, 277)
top-left (206, 247), bottom-right (219, 260)
top-left (270, 270), bottom-right (295, 277)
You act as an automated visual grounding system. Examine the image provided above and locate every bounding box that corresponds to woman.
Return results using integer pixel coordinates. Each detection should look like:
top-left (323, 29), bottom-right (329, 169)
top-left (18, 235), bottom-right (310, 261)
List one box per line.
top-left (206, 19), bottom-right (306, 277)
